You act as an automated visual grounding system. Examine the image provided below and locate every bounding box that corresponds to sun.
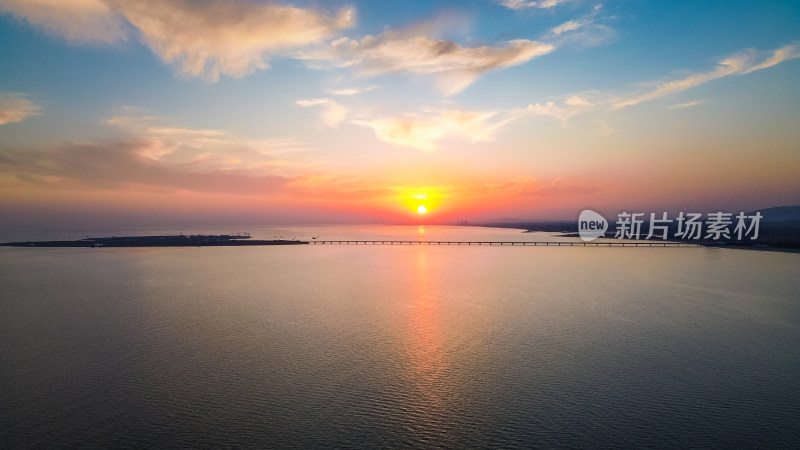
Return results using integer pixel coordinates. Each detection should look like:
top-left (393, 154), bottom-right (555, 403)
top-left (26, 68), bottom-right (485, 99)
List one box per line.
top-left (417, 205), bottom-right (427, 214)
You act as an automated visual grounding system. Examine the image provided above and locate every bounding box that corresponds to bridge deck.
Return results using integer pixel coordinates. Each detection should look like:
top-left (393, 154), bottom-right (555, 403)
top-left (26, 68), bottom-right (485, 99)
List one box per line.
top-left (309, 240), bottom-right (701, 246)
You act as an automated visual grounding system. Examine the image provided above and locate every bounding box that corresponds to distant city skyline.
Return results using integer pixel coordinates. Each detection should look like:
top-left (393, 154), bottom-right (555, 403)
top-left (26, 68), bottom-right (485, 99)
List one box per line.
top-left (1, 0), bottom-right (798, 228)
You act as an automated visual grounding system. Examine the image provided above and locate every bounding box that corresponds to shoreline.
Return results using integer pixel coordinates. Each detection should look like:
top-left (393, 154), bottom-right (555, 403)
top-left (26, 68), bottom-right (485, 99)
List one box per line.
top-left (0, 234), bottom-right (308, 248)
top-left (3, 230), bottom-right (799, 254)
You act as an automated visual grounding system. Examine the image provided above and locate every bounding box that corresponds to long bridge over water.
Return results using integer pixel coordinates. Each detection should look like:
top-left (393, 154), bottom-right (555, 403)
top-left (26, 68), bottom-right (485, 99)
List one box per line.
top-left (1, 235), bottom-right (708, 248)
top-left (309, 240), bottom-right (702, 247)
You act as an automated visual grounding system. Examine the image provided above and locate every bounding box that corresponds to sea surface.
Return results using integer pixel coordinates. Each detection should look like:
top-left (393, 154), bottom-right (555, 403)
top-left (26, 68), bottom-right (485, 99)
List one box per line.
top-left (1, 225), bottom-right (799, 448)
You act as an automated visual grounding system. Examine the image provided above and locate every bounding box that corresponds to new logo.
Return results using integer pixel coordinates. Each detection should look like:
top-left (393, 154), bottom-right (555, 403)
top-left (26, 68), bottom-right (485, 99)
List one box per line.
top-left (578, 210), bottom-right (608, 241)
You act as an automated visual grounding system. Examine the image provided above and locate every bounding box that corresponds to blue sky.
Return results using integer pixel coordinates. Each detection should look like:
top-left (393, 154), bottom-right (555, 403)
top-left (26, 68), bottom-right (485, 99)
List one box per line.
top-left (0, 0), bottom-right (798, 227)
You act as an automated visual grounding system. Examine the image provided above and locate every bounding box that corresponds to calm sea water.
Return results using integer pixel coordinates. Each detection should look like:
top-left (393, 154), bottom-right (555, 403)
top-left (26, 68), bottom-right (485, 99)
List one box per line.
top-left (1, 226), bottom-right (799, 448)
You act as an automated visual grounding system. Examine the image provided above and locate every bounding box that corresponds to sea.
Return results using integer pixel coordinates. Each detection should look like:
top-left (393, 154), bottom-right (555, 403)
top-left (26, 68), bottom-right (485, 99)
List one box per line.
top-left (1, 225), bottom-right (799, 448)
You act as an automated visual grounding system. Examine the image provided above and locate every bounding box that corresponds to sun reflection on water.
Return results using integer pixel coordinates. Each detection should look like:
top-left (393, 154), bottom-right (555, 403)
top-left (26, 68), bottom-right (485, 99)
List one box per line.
top-left (403, 247), bottom-right (454, 439)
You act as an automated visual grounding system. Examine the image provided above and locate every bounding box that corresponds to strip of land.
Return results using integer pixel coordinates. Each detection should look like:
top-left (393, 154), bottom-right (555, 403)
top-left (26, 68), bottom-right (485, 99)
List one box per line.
top-left (0, 235), bottom-right (308, 247)
top-left (475, 220), bottom-right (800, 252)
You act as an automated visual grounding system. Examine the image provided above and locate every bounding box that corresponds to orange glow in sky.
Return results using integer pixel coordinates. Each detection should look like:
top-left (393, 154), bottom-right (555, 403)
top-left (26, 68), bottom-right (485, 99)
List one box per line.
top-left (0, 1), bottom-right (798, 228)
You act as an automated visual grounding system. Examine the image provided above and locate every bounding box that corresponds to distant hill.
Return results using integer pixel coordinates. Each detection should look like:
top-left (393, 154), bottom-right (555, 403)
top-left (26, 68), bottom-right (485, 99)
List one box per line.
top-left (750, 205), bottom-right (800, 222)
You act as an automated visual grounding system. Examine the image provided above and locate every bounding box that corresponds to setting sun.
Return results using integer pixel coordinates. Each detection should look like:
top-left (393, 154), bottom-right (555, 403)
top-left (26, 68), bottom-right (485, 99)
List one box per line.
top-left (396, 188), bottom-right (448, 218)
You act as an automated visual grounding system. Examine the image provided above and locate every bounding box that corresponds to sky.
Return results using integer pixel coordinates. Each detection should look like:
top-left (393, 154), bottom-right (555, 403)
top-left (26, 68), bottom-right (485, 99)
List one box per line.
top-left (0, 0), bottom-right (798, 228)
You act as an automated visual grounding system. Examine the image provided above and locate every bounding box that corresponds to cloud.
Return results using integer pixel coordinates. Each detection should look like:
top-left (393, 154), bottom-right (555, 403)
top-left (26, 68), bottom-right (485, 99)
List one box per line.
top-left (0, 112), bottom-right (446, 212)
top-left (613, 42), bottom-right (800, 109)
top-left (497, 0), bottom-right (572, 10)
top-left (0, 114), bottom-right (320, 198)
top-left (667, 100), bottom-right (704, 110)
top-left (518, 94), bottom-right (594, 122)
top-left (354, 107), bottom-right (516, 151)
top-left (348, 95), bottom-right (593, 151)
top-left (343, 43), bottom-right (799, 146)
top-left (524, 101), bottom-right (578, 122)
top-left (565, 95), bottom-right (592, 107)
top-left (507, 42), bottom-right (799, 127)
top-left (296, 98), bottom-right (348, 128)
top-left (1, 0), bottom-right (354, 81)
top-left (742, 42), bottom-right (800, 73)
top-left (548, 19), bottom-right (587, 36)
top-left (105, 114), bottom-right (158, 127)
top-left (304, 27), bottom-right (554, 95)
top-left (326, 85), bottom-right (379, 96)
top-left (0, 93), bottom-right (42, 125)
top-left (544, 5), bottom-right (614, 48)
top-left (0, 0), bottom-right (127, 44)
top-left (111, 0), bottom-right (354, 81)
top-left (0, 140), bottom-right (292, 195)
top-left (104, 114), bottom-right (306, 174)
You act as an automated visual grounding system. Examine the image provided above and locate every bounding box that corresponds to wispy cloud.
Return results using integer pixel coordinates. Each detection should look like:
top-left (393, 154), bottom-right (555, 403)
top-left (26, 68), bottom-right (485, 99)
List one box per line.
top-left (497, 0), bottom-right (573, 10)
top-left (354, 107), bottom-right (516, 151)
top-left (544, 5), bottom-right (614, 48)
top-left (326, 85), bottom-right (379, 96)
top-left (0, 0), bottom-right (127, 44)
top-left (549, 19), bottom-right (587, 36)
top-left (0, 112), bottom-right (323, 198)
top-left (302, 25), bottom-right (554, 95)
top-left (105, 114), bottom-right (306, 174)
top-left (312, 43), bottom-right (800, 149)
top-left (342, 94), bottom-right (592, 151)
top-left (296, 98), bottom-right (349, 128)
top-left (1, 0), bottom-right (354, 81)
top-left (0, 93), bottom-right (42, 125)
top-left (668, 100), bottom-right (704, 110)
top-left (742, 42), bottom-right (800, 73)
top-left (517, 94), bottom-right (594, 122)
top-left (1, 110), bottom-right (586, 212)
top-left (613, 42), bottom-right (800, 109)
top-left (0, 140), bottom-right (293, 195)
top-left (512, 42), bottom-right (799, 125)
